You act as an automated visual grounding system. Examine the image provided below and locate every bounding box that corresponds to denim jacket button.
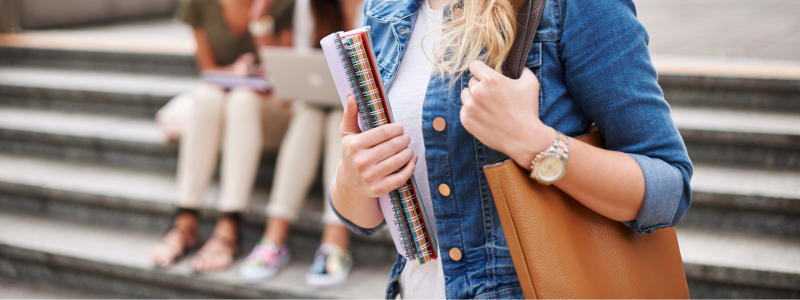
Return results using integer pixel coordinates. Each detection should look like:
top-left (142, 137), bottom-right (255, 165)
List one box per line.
top-left (438, 184), bottom-right (451, 197)
top-left (449, 247), bottom-right (462, 261)
top-left (433, 117), bottom-right (446, 131)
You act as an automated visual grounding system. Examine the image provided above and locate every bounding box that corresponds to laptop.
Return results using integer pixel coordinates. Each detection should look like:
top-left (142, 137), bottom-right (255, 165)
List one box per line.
top-left (259, 46), bottom-right (340, 107)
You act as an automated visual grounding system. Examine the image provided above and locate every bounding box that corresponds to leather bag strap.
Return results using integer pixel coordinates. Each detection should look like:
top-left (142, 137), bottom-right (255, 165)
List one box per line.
top-left (504, 0), bottom-right (547, 80)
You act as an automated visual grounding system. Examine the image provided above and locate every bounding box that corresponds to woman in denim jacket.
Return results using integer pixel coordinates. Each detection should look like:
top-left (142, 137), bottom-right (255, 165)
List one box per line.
top-left (330, 0), bottom-right (693, 298)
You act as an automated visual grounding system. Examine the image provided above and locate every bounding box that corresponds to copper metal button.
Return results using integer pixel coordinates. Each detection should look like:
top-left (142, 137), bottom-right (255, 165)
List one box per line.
top-left (449, 247), bottom-right (462, 261)
top-left (433, 117), bottom-right (446, 131)
top-left (439, 184), bottom-right (451, 197)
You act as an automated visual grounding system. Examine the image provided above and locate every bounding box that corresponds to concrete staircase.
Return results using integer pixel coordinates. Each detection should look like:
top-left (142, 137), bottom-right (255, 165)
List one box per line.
top-left (661, 72), bottom-right (800, 297)
top-left (0, 43), bottom-right (798, 298)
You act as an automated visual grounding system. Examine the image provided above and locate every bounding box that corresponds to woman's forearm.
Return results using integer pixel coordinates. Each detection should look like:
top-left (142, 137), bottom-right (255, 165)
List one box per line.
top-left (460, 62), bottom-right (646, 223)
top-left (551, 137), bottom-right (646, 222)
top-left (510, 125), bottom-right (645, 222)
top-left (330, 178), bottom-right (385, 229)
top-left (192, 27), bottom-right (222, 71)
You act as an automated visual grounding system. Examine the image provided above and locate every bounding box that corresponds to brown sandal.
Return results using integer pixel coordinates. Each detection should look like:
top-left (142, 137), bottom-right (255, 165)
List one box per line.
top-left (191, 212), bottom-right (242, 272)
top-left (150, 208), bottom-right (200, 267)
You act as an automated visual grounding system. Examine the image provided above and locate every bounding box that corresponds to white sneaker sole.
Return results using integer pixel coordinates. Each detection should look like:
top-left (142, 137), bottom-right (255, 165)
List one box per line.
top-left (305, 261), bottom-right (353, 289)
top-left (305, 270), bottom-right (350, 289)
top-left (239, 252), bottom-right (291, 283)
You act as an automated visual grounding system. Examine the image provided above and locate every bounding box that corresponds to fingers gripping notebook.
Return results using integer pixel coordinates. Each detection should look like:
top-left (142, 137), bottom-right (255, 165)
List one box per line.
top-left (321, 27), bottom-right (438, 264)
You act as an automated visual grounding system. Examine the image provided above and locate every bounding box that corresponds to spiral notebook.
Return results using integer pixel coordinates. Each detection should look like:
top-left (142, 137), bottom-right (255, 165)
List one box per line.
top-left (321, 27), bottom-right (438, 264)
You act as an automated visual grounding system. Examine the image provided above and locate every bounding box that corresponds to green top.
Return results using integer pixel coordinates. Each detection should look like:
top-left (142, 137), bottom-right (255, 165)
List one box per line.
top-left (182, 0), bottom-right (295, 66)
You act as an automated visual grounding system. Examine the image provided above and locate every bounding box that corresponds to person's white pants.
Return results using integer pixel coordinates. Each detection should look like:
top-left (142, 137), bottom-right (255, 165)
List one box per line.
top-left (176, 84), bottom-right (290, 212)
top-left (266, 101), bottom-right (343, 226)
top-left (175, 84), bottom-right (342, 226)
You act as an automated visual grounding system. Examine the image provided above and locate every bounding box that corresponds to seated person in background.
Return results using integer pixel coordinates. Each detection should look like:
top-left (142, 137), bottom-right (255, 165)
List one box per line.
top-left (238, 0), bottom-right (363, 289)
top-left (150, 0), bottom-right (295, 273)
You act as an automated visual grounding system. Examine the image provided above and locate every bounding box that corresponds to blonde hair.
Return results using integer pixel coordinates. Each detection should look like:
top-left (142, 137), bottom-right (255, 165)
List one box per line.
top-left (429, 0), bottom-right (524, 79)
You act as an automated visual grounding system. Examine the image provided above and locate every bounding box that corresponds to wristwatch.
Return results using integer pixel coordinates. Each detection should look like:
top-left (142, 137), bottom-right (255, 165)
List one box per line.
top-left (530, 130), bottom-right (569, 185)
top-left (248, 16), bottom-right (274, 37)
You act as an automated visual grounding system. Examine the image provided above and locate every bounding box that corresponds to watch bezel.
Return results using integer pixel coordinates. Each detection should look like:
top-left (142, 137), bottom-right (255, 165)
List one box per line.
top-left (532, 152), bottom-right (567, 185)
top-left (529, 130), bottom-right (569, 185)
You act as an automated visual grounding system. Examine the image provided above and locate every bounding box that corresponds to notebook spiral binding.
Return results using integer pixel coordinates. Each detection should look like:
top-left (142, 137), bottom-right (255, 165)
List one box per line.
top-left (334, 30), bottom-right (438, 264)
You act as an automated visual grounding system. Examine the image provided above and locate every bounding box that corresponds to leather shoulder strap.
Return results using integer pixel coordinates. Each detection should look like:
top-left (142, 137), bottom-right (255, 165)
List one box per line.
top-left (504, 0), bottom-right (547, 80)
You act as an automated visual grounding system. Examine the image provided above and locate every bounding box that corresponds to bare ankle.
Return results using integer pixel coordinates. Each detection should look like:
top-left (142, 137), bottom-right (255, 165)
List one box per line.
top-left (213, 212), bottom-right (241, 241)
top-left (321, 224), bottom-right (350, 250)
top-left (173, 208), bottom-right (199, 229)
top-left (264, 217), bottom-right (291, 245)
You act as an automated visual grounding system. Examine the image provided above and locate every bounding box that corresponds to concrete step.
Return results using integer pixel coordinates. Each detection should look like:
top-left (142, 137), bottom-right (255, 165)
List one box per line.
top-left (684, 164), bottom-right (800, 238)
top-left (0, 107), bottom-right (281, 180)
top-left (0, 277), bottom-right (118, 299)
top-left (678, 228), bottom-right (800, 298)
top-left (0, 153), bottom-right (398, 265)
top-left (1, 211), bottom-right (798, 298)
top-left (0, 107), bottom-right (178, 171)
top-left (0, 66), bottom-right (197, 118)
top-left (660, 73), bottom-right (800, 113)
top-left (672, 107), bottom-right (800, 171)
top-left (0, 211), bottom-right (393, 299)
top-left (0, 46), bottom-right (197, 76)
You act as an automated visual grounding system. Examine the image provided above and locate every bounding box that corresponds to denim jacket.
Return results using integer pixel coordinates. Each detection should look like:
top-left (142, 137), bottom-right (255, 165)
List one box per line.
top-left (330, 0), bottom-right (693, 298)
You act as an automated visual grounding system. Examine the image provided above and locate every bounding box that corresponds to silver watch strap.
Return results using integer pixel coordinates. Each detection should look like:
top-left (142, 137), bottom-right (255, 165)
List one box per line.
top-left (550, 130), bottom-right (561, 152)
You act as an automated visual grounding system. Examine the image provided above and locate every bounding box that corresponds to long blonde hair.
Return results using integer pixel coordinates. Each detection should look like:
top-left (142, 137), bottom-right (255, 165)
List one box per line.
top-left (430, 0), bottom-right (524, 79)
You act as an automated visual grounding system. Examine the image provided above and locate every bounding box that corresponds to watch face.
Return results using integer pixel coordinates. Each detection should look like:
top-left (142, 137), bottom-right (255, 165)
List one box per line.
top-left (537, 156), bottom-right (564, 182)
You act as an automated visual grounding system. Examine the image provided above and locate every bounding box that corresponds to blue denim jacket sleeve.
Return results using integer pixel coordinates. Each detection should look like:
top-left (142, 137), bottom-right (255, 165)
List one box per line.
top-left (560, 0), bottom-right (693, 234)
top-left (328, 178), bottom-right (387, 236)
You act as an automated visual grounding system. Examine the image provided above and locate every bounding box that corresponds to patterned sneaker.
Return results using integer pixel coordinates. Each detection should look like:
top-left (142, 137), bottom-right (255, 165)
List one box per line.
top-left (305, 244), bottom-right (353, 289)
top-left (239, 238), bottom-right (290, 282)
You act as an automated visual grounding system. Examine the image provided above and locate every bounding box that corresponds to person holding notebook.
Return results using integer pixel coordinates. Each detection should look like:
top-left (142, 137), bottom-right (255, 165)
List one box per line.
top-left (329, 0), bottom-right (692, 298)
top-left (150, 0), bottom-right (294, 272)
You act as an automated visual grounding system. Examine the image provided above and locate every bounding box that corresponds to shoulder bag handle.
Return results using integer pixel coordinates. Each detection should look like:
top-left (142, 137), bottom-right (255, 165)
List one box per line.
top-left (504, 0), bottom-right (547, 80)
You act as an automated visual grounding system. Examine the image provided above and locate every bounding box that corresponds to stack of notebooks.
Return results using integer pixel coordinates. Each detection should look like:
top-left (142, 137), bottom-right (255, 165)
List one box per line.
top-left (321, 27), bottom-right (438, 264)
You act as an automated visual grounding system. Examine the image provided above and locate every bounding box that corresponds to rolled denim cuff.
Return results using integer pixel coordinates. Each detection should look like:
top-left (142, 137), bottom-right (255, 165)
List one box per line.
top-left (623, 154), bottom-right (683, 234)
top-left (328, 180), bottom-right (386, 236)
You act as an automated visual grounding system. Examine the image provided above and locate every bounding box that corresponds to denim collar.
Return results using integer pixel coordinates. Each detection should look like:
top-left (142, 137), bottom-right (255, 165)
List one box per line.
top-left (366, 0), bottom-right (422, 23)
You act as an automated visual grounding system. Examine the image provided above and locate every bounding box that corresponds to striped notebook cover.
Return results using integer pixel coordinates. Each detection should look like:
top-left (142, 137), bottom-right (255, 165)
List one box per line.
top-left (321, 27), bottom-right (438, 264)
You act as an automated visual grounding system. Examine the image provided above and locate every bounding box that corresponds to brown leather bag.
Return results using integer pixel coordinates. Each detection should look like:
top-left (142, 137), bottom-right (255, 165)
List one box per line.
top-left (485, 0), bottom-right (691, 298)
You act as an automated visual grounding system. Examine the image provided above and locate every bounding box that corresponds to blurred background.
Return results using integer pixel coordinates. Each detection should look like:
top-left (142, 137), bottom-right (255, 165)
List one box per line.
top-left (0, 0), bottom-right (799, 298)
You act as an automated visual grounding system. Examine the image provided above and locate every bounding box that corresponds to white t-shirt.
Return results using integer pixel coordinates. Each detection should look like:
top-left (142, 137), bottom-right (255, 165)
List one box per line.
top-left (385, 1), bottom-right (447, 299)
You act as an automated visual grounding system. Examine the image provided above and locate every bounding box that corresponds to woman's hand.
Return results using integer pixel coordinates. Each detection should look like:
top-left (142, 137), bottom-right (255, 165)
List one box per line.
top-left (331, 95), bottom-right (416, 228)
top-left (460, 60), bottom-right (556, 169)
top-left (462, 61), bottom-right (647, 222)
top-left (231, 53), bottom-right (257, 76)
top-left (337, 95), bottom-right (417, 197)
